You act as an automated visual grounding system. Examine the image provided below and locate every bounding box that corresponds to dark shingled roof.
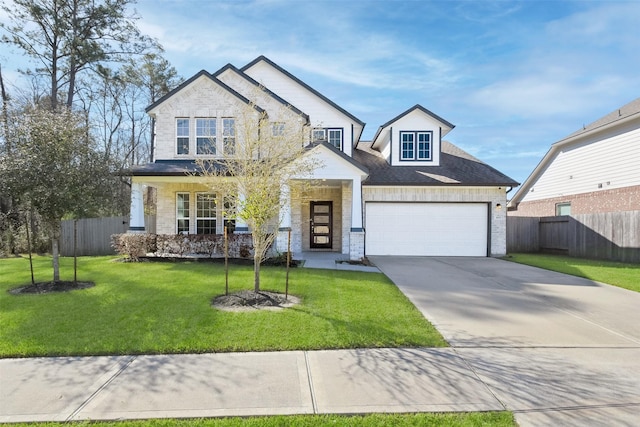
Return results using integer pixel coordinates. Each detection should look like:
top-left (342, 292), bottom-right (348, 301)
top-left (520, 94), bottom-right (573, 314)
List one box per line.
top-left (354, 141), bottom-right (519, 187)
top-left (128, 160), bottom-right (228, 176)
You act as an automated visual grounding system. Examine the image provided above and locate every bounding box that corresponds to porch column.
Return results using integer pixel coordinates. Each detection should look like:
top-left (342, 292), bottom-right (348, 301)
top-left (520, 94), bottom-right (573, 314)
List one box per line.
top-left (277, 182), bottom-right (291, 253)
top-left (129, 181), bottom-right (145, 232)
top-left (349, 177), bottom-right (365, 260)
top-left (351, 177), bottom-right (363, 230)
top-left (279, 182), bottom-right (292, 229)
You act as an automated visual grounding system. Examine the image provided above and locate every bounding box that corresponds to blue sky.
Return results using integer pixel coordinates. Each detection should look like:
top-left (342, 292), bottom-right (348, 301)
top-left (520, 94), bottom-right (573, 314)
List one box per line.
top-left (3, 0), bottom-right (640, 184)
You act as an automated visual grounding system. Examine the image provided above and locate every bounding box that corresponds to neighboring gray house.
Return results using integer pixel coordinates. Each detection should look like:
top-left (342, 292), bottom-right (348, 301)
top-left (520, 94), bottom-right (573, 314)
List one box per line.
top-left (128, 56), bottom-right (517, 259)
top-left (509, 97), bottom-right (640, 216)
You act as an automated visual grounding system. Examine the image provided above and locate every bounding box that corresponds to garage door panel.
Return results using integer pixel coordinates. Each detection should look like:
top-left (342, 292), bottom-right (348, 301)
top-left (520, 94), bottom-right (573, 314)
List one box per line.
top-left (365, 203), bottom-right (488, 256)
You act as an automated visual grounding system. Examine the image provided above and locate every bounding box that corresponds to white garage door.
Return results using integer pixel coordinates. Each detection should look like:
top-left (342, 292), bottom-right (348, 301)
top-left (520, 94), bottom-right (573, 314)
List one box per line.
top-left (365, 203), bottom-right (488, 256)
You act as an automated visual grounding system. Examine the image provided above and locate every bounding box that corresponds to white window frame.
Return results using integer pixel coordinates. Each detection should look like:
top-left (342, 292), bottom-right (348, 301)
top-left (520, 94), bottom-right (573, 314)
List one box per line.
top-left (176, 192), bottom-right (190, 234)
top-left (176, 118), bottom-right (190, 155)
top-left (556, 202), bottom-right (571, 216)
top-left (312, 127), bottom-right (343, 150)
top-left (196, 192), bottom-right (217, 234)
top-left (416, 132), bottom-right (432, 160)
top-left (400, 131), bottom-right (433, 161)
top-left (312, 128), bottom-right (327, 142)
top-left (272, 122), bottom-right (285, 137)
top-left (327, 128), bottom-right (343, 150)
top-left (222, 118), bottom-right (235, 155)
top-left (400, 132), bottom-right (415, 160)
top-left (196, 118), bottom-right (216, 155)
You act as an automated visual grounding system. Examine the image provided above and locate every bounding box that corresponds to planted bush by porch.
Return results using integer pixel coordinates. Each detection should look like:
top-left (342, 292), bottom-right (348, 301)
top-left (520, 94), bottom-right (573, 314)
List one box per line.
top-left (112, 233), bottom-right (255, 260)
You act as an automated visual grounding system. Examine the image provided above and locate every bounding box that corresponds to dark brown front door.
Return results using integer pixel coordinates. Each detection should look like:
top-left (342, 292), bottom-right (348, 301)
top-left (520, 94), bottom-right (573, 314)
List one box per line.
top-left (310, 201), bottom-right (332, 249)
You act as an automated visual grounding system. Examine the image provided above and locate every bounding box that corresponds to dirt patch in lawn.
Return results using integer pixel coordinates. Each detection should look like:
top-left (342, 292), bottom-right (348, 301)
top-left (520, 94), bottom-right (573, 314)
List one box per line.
top-left (9, 281), bottom-right (95, 295)
top-left (212, 290), bottom-right (300, 312)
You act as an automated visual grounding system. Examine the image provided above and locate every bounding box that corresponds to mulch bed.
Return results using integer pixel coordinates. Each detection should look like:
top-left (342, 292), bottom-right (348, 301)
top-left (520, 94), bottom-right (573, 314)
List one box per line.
top-left (9, 281), bottom-right (95, 295)
top-left (212, 290), bottom-right (300, 312)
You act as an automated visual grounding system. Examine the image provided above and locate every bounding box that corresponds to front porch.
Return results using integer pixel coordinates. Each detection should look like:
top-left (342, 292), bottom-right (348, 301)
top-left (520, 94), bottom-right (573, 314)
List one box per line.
top-left (128, 143), bottom-right (369, 261)
top-left (276, 179), bottom-right (365, 261)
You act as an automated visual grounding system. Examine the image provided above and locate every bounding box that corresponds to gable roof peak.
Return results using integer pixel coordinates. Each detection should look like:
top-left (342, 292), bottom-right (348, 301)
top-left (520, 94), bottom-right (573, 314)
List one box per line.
top-left (384, 104), bottom-right (455, 130)
top-left (145, 69), bottom-right (264, 114)
top-left (240, 55), bottom-right (365, 128)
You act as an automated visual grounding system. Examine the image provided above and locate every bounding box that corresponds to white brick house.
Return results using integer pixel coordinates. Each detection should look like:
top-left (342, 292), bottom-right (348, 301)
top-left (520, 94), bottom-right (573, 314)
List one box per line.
top-left (129, 56), bottom-right (518, 259)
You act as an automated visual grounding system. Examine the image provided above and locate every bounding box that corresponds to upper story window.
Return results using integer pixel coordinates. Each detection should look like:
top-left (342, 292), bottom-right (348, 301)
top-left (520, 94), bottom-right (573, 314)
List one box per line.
top-left (312, 127), bottom-right (343, 150)
top-left (400, 131), bottom-right (432, 161)
top-left (272, 122), bottom-right (285, 136)
top-left (196, 118), bottom-right (216, 155)
top-left (222, 118), bottom-right (235, 155)
top-left (176, 119), bottom-right (189, 155)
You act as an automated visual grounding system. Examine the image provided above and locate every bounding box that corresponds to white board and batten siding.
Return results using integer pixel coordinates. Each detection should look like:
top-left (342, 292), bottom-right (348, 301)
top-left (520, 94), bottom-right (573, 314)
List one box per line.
top-left (363, 186), bottom-right (508, 257)
top-left (388, 109), bottom-right (443, 167)
top-left (243, 60), bottom-right (360, 156)
top-left (521, 123), bottom-right (640, 202)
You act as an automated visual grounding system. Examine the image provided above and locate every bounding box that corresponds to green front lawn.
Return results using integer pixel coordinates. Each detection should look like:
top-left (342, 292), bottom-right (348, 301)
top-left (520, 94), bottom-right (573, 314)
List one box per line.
top-left (0, 256), bottom-right (447, 357)
top-left (505, 253), bottom-right (640, 292)
top-left (7, 412), bottom-right (516, 427)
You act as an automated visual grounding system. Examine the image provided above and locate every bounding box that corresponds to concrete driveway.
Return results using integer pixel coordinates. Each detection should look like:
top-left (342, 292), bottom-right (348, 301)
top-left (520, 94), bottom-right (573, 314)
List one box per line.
top-left (370, 256), bottom-right (640, 427)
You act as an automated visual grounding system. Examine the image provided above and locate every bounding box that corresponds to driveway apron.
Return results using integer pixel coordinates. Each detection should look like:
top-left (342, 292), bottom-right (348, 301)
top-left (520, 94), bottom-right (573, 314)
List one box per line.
top-left (370, 256), bottom-right (640, 427)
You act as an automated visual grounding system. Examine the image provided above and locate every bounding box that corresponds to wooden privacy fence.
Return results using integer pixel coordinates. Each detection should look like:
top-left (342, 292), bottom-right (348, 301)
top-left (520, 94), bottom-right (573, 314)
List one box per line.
top-left (60, 216), bottom-right (129, 256)
top-left (507, 210), bottom-right (640, 263)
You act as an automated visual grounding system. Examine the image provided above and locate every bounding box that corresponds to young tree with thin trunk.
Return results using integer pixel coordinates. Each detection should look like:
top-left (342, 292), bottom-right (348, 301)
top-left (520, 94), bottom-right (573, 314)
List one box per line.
top-left (196, 99), bottom-right (318, 292)
top-left (0, 105), bottom-right (112, 282)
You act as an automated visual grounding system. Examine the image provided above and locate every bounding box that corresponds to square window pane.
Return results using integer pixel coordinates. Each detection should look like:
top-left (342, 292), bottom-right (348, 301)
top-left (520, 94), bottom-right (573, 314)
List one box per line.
top-left (272, 122), bottom-right (285, 136)
top-left (312, 129), bottom-right (326, 141)
top-left (556, 203), bottom-right (571, 216)
top-left (197, 219), bottom-right (216, 234)
top-left (177, 137), bottom-right (189, 155)
top-left (177, 119), bottom-right (189, 137)
top-left (177, 219), bottom-right (189, 234)
top-left (197, 137), bottom-right (216, 155)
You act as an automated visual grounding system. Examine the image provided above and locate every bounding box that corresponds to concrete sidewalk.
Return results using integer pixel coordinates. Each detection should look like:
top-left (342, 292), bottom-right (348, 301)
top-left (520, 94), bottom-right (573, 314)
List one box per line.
top-left (0, 348), bottom-right (504, 422)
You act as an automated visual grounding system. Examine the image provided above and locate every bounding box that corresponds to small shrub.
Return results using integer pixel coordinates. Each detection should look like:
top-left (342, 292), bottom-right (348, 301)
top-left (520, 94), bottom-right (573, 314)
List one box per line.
top-left (239, 244), bottom-right (251, 258)
top-left (111, 233), bottom-right (156, 261)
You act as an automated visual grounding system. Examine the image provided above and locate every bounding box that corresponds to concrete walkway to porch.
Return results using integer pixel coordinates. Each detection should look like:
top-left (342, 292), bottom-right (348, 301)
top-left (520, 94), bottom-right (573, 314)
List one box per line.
top-left (298, 251), bottom-right (379, 273)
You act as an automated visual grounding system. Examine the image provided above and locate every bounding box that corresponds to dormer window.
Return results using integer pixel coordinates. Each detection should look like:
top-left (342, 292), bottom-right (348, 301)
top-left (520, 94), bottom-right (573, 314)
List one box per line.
top-left (312, 127), bottom-right (343, 150)
top-left (400, 131), bottom-right (432, 161)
